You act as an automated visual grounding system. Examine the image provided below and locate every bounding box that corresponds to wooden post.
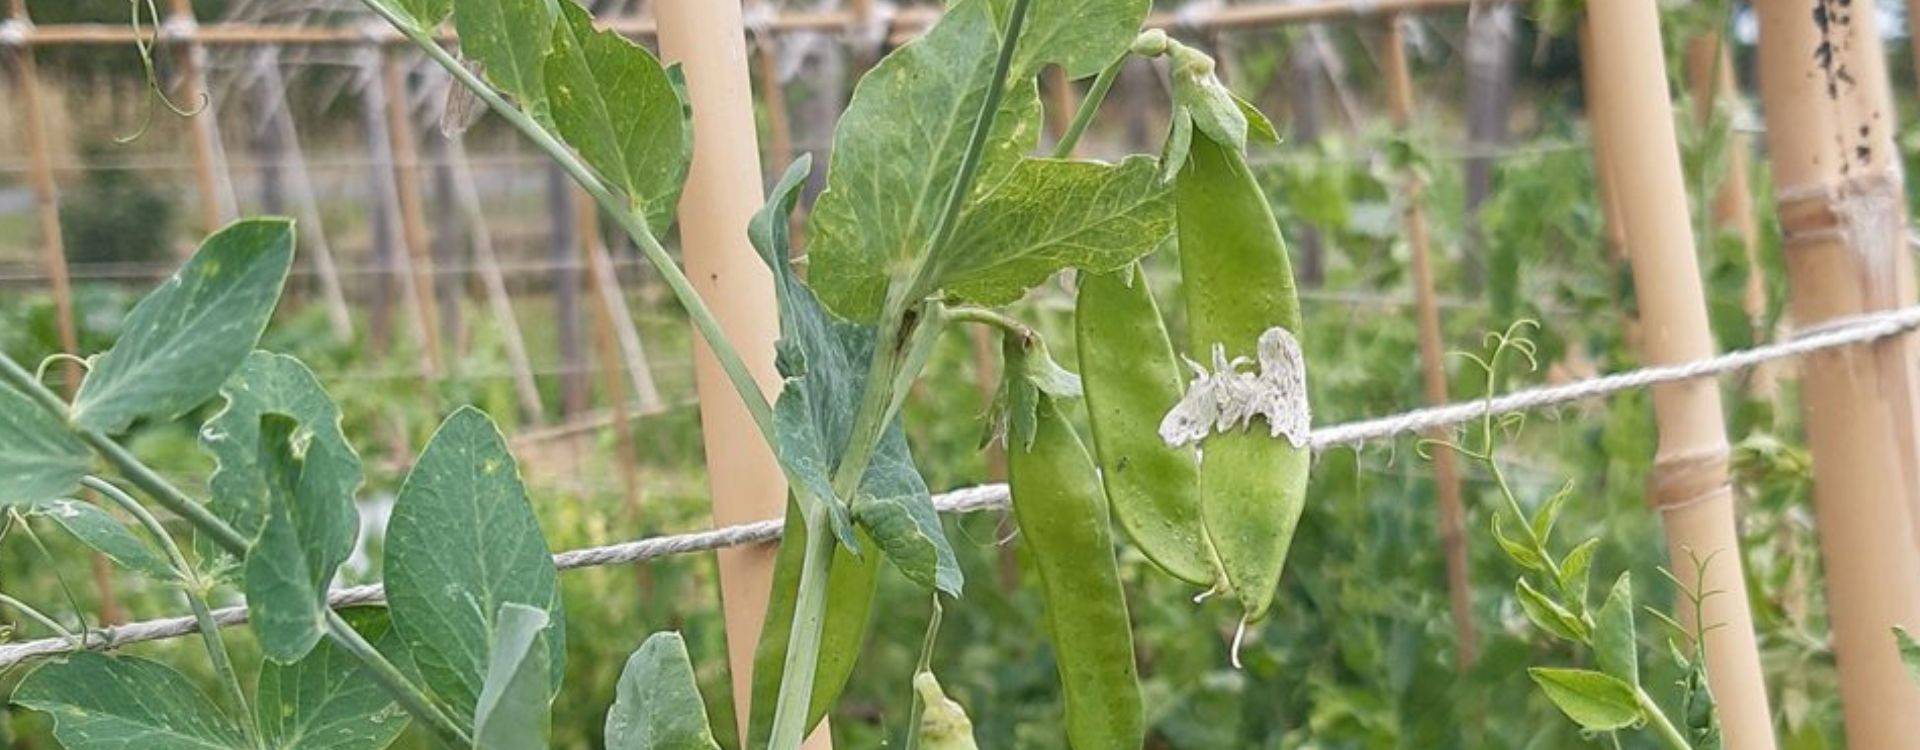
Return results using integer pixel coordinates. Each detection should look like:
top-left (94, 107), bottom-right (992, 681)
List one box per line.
top-left (1462, 3), bottom-right (1514, 290)
top-left (1754, 1), bottom-right (1920, 746)
top-left (652, 3), bottom-right (817, 745)
top-left (1381, 15), bottom-right (1475, 669)
top-left (1577, 25), bottom-right (1630, 270)
top-left (6, 0), bottom-right (119, 627)
top-left (753, 31), bottom-right (794, 182)
top-left (446, 138), bottom-right (545, 422)
top-left (547, 165), bottom-right (589, 416)
top-left (1685, 33), bottom-right (1767, 351)
top-left (358, 46), bottom-right (437, 380)
top-left (578, 194), bottom-right (664, 414)
top-left (165, 0), bottom-right (235, 233)
top-left (575, 191), bottom-right (642, 519)
top-left (380, 51), bottom-right (444, 372)
top-left (251, 46), bottom-right (353, 342)
top-left (1582, 3), bottom-right (1776, 749)
top-left (1043, 65), bottom-right (1075, 146)
top-left (427, 135), bottom-right (466, 355)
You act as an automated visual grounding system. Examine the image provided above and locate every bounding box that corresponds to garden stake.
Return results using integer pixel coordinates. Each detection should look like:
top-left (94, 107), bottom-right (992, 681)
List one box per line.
top-left (1381, 12), bottom-right (1476, 668)
top-left (165, 0), bottom-right (236, 234)
top-left (248, 45), bottom-right (354, 343)
top-left (1753, 0), bottom-right (1920, 745)
top-left (444, 136), bottom-right (545, 421)
top-left (356, 45), bottom-right (438, 381)
top-left (380, 49), bottom-right (444, 371)
top-left (1583, 2), bottom-right (1776, 747)
top-left (1684, 30), bottom-right (1767, 360)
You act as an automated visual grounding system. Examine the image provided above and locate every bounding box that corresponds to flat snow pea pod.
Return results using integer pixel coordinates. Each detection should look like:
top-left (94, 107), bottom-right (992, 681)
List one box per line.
top-left (747, 498), bottom-right (879, 747)
top-left (1007, 382), bottom-right (1144, 750)
top-left (1166, 42), bottom-right (1309, 628)
top-left (1075, 265), bottom-right (1218, 587)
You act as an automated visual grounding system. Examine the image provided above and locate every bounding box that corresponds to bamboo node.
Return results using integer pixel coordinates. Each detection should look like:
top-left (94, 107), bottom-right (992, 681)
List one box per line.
top-left (159, 15), bottom-right (198, 43)
top-left (1646, 448), bottom-right (1731, 512)
top-left (0, 19), bottom-right (28, 47)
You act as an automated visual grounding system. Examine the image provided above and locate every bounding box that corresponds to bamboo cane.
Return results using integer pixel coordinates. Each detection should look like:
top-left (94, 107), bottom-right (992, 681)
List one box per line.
top-left (250, 46), bottom-right (354, 342)
top-left (575, 190), bottom-right (642, 520)
top-left (754, 31), bottom-right (794, 183)
top-left (1380, 14), bottom-right (1475, 669)
top-left (165, 0), bottom-right (235, 234)
top-left (357, 47), bottom-right (437, 381)
top-left (1582, 3), bottom-right (1776, 749)
top-left (445, 138), bottom-right (546, 422)
top-left (5, 0), bottom-right (120, 627)
top-left (380, 52), bottom-right (444, 372)
top-left (653, 2), bottom-right (822, 746)
top-left (1684, 34), bottom-right (1764, 347)
top-left (1753, 2), bottom-right (1920, 746)
top-left (547, 166), bottom-right (590, 416)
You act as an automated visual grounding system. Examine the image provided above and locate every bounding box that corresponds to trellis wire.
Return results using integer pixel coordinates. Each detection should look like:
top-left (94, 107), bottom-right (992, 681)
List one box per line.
top-left (5, 302), bottom-right (1920, 668)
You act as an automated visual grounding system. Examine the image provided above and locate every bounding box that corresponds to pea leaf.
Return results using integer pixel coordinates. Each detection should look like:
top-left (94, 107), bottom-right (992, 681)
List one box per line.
top-left (1531, 479), bottom-right (1575, 543)
top-left (246, 413), bottom-right (359, 664)
top-left (453, 0), bottom-right (559, 125)
top-left (12, 652), bottom-right (249, 749)
top-left (605, 632), bottom-right (722, 750)
top-left (1528, 667), bottom-right (1644, 732)
top-left (806, 0), bottom-right (1043, 322)
top-left (71, 219), bottom-right (295, 435)
top-left (0, 380), bottom-right (88, 508)
top-left (1558, 537), bottom-right (1601, 605)
top-left (473, 603), bottom-right (555, 750)
top-left (1490, 513), bottom-right (1545, 573)
top-left (200, 352), bottom-right (363, 547)
top-left (544, 0), bottom-right (690, 234)
top-left (937, 156), bottom-right (1173, 308)
top-left (366, 0), bottom-right (450, 31)
top-left (752, 158), bottom-right (960, 595)
top-left (385, 407), bottom-right (565, 723)
top-left (1593, 573), bottom-right (1639, 687)
top-left (256, 607), bottom-right (413, 750)
top-left (30, 498), bottom-right (177, 581)
top-left (998, 0), bottom-right (1147, 79)
top-left (1516, 577), bottom-right (1587, 643)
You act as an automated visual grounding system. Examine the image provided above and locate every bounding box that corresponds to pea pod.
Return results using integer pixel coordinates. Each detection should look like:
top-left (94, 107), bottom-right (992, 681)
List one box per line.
top-left (1075, 265), bottom-right (1219, 587)
top-left (1004, 340), bottom-right (1144, 750)
top-left (912, 672), bottom-right (980, 750)
top-left (747, 499), bottom-right (879, 747)
top-left (1164, 40), bottom-right (1310, 626)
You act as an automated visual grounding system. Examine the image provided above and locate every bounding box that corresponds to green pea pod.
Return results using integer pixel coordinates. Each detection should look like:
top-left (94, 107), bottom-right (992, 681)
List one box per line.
top-left (912, 672), bottom-right (980, 750)
top-left (1075, 264), bottom-right (1219, 587)
top-left (1174, 114), bottom-right (1310, 626)
top-left (747, 498), bottom-right (879, 747)
top-left (1007, 383), bottom-right (1144, 750)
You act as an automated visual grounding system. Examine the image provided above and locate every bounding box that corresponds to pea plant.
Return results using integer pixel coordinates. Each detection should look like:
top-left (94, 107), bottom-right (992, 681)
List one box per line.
top-left (0, 0), bottom-right (1320, 748)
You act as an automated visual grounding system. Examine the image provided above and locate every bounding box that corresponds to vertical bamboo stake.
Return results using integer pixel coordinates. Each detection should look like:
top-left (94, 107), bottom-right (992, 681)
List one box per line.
top-left (165, 0), bottom-right (234, 233)
top-left (251, 46), bottom-right (353, 342)
top-left (358, 47), bottom-right (437, 380)
top-left (1462, 4), bottom-right (1514, 290)
top-left (1754, 2), bottom-right (1920, 746)
top-left (653, 3), bottom-right (820, 745)
top-left (446, 138), bottom-right (545, 422)
top-left (380, 52), bottom-right (444, 372)
top-left (428, 136), bottom-right (466, 354)
top-left (1685, 34), bottom-right (1765, 345)
top-left (548, 166), bottom-right (589, 416)
top-left (575, 190), bottom-right (641, 519)
top-left (1583, 4), bottom-right (1776, 749)
top-left (6, 0), bottom-right (119, 627)
top-left (1380, 15), bottom-right (1475, 669)
top-left (578, 192), bottom-right (663, 415)
top-left (754, 31), bottom-right (794, 182)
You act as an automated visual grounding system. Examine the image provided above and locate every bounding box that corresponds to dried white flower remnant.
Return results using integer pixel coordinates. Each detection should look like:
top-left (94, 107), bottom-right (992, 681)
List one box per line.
top-left (1158, 326), bottom-right (1310, 449)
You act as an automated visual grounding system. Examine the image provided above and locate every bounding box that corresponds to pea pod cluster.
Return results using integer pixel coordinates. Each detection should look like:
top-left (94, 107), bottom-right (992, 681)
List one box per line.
top-left (1000, 333), bottom-right (1145, 750)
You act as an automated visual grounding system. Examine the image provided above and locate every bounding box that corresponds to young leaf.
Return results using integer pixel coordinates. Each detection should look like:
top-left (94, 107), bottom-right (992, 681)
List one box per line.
top-left (1527, 667), bottom-right (1644, 732)
top-left (1490, 513), bottom-right (1545, 573)
top-left (30, 498), bottom-right (177, 581)
top-left (806, 0), bottom-right (1043, 322)
top-left (452, 0), bottom-right (559, 125)
top-left (385, 407), bottom-right (564, 721)
top-left (473, 603), bottom-right (555, 750)
top-left (1558, 537), bottom-right (1601, 606)
top-left (544, 0), bottom-right (690, 234)
top-left (255, 607), bottom-right (413, 750)
top-left (605, 632), bottom-right (722, 750)
top-left (366, 0), bottom-right (451, 32)
top-left (200, 352), bottom-right (364, 549)
top-left (71, 219), bottom-right (295, 435)
top-left (246, 413), bottom-right (359, 664)
top-left (1516, 578), bottom-right (1587, 643)
top-left (1531, 479), bottom-right (1575, 543)
top-left (13, 652), bottom-right (250, 749)
top-left (1899, 626), bottom-right (1920, 684)
top-left (0, 380), bottom-right (89, 508)
top-left (935, 156), bottom-right (1174, 309)
top-left (1232, 91), bottom-right (1279, 144)
top-left (1592, 573), bottom-right (1639, 687)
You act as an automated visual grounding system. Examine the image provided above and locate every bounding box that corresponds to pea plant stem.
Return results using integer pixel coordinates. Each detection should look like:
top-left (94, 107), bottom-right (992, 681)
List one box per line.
top-left (0, 593), bottom-right (76, 643)
top-left (85, 475), bottom-right (259, 750)
top-left (324, 609), bottom-right (474, 748)
top-left (1052, 56), bottom-right (1125, 158)
top-left (1637, 688), bottom-right (1695, 750)
top-left (358, 3), bottom-right (779, 449)
top-left (765, 497), bottom-right (835, 750)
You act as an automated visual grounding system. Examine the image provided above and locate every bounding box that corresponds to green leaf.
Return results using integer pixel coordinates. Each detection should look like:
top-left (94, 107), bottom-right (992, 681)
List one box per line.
top-left (1516, 578), bottom-right (1587, 643)
top-left (71, 219), bottom-right (295, 435)
top-left (1491, 513), bottom-right (1545, 573)
top-left (385, 407), bottom-right (565, 722)
top-left (245, 413), bottom-right (359, 664)
top-left (1005, 0), bottom-right (1149, 79)
top-left (1559, 537), bottom-right (1601, 605)
top-left (544, 0), bottom-right (690, 234)
top-left (256, 607), bottom-right (412, 750)
top-left (752, 158), bottom-right (960, 594)
top-left (1531, 479), bottom-right (1575, 543)
top-left (30, 498), bottom-right (177, 581)
top-left (1899, 626), bottom-right (1920, 684)
top-left (201, 352), bottom-right (364, 547)
top-left (0, 379), bottom-right (88, 508)
top-left (367, 0), bottom-right (451, 31)
top-left (806, 0), bottom-right (1043, 321)
top-left (936, 156), bottom-right (1174, 308)
top-left (13, 652), bottom-right (249, 749)
top-left (473, 603), bottom-right (555, 750)
top-left (1593, 573), bottom-right (1639, 687)
top-left (605, 632), bottom-right (721, 750)
top-left (1527, 667), bottom-right (1644, 732)
top-left (453, 0), bottom-right (559, 125)
top-left (1232, 91), bottom-right (1279, 144)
